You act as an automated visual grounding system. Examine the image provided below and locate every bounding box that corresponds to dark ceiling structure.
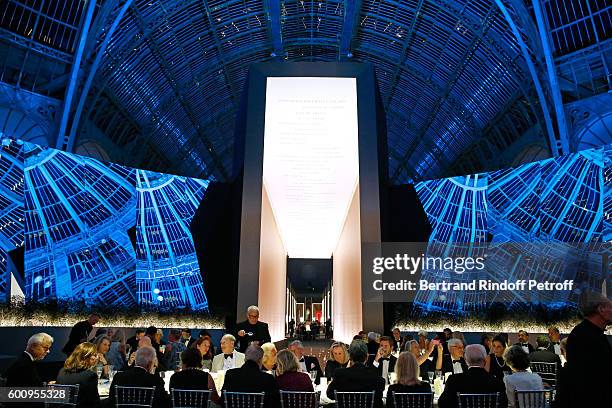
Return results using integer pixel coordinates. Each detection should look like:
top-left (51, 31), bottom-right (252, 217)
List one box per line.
top-left (0, 0), bottom-right (610, 183)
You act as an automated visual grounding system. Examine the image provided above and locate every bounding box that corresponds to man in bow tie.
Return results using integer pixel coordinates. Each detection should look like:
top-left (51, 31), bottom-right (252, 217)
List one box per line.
top-left (367, 336), bottom-right (397, 382)
top-left (438, 338), bottom-right (468, 376)
top-left (547, 326), bottom-right (562, 355)
top-left (288, 340), bottom-right (323, 384)
top-left (212, 334), bottom-right (245, 372)
top-left (514, 330), bottom-right (535, 353)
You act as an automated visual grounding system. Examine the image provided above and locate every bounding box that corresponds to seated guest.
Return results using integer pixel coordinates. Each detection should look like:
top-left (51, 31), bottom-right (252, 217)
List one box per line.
top-left (451, 331), bottom-right (466, 345)
top-left (3, 332), bottom-right (53, 386)
top-left (515, 330), bottom-right (535, 354)
top-left (261, 342), bottom-right (277, 372)
top-left (145, 326), bottom-right (166, 371)
top-left (324, 342), bottom-right (349, 380)
top-left (56, 342), bottom-right (101, 408)
top-left (126, 336), bottom-right (152, 368)
top-left (391, 328), bottom-right (404, 352)
top-left (438, 344), bottom-right (507, 408)
top-left (94, 335), bottom-right (111, 378)
top-left (155, 329), bottom-right (165, 346)
top-left (367, 332), bottom-right (381, 355)
top-left (222, 344), bottom-right (281, 408)
top-left (108, 346), bottom-right (169, 408)
top-left (502, 345), bottom-right (543, 408)
top-left (192, 336), bottom-right (214, 370)
top-left (547, 326), bottom-right (562, 355)
top-left (406, 340), bottom-right (436, 377)
top-left (107, 329), bottom-right (127, 370)
top-left (480, 334), bottom-right (493, 354)
top-left (181, 329), bottom-right (196, 348)
top-left (559, 337), bottom-right (567, 365)
top-left (126, 328), bottom-right (145, 354)
top-left (529, 335), bottom-right (562, 374)
top-left (367, 336), bottom-right (397, 381)
top-left (212, 334), bottom-right (245, 372)
top-left (275, 349), bottom-right (314, 391)
top-left (288, 340), bottom-right (323, 384)
top-left (437, 338), bottom-right (467, 375)
top-left (386, 352), bottom-right (432, 408)
top-left (326, 340), bottom-right (385, 408)
top-left (164, 329), bottom-right (187, 370)
top-left (358, 330), bottom-right (367, 342)
top-left (485, 335), bottom-right (512, 380)
top-left (417, 330), bottom-right (429, 354)
top-left (169, 348), bottom-right (220, 405)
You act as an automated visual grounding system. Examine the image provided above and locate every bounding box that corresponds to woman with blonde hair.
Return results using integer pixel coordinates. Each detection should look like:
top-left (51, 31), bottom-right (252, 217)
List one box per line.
top-left (275, 349), bottom-right (314, 391)
top-left (386, 352), bottom-right (431, 408)
top-left (56, 342), bottom-right (101, 407)
top-left (324, 342), bottom-right (349, 379)
top-left (261, 342), bottom-right (277, 371)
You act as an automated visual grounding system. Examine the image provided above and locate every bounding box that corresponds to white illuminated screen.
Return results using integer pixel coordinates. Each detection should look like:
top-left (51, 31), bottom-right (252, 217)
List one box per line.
top-left (263, 77), bottom-right (359, 258)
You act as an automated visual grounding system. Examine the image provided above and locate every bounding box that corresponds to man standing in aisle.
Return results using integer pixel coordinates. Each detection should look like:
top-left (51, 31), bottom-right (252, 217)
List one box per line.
top-left (235, 305), bottom-right (271, 353)
top-left (62, 313), bottom-right (99, 356)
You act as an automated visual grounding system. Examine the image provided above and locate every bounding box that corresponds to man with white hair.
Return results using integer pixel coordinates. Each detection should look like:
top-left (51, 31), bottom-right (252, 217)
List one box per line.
top-left (288, 340), bottom-right (323, 384)
top-left (235, 305), bottom-right (271, 352)
top-left (109, 346), bottom-right (169, 408)
top-left (438, 344), bottom-right (507, 408)
top-left (436, 338), bottom-right (468, 375)
top-left (558, 292), bottom-right (612, 407)
top-left (3, 333), bottom-right (53, 387)
top-left (212, 333), bottom-right (245, 372)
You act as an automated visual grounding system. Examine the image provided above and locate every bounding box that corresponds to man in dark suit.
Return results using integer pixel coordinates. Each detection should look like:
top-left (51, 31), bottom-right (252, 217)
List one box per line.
top-left (235, 305), bottom-right (271, 353)
top-left (126, 328), bottom-right (145, 353)
top-left (288, 340), bottom-right (323, 384)
top-left (222, 344), bottom-right (280, 408)
top-left (391, 328), bottom-right (404, 352)
top-left (367, 336), bottom-right (397, 381)
top-left (515, 330), bottom-right (535, 353)
top-left (438, 344), bottom-right (507, 408)
top-left (180, 328), bottom-right (196, 348)
top-left (62, 313), bottom-right (99, 356)
top-left (547, 326), bottom-right (563, 355)
top-left (327, 340), bottom-right (385, 408)
top-left (437, 338), bottom-right (468, 375)
top-left (529, 335), bottom-right (562, 367)
top-left (3, 332), bottom-right (53, 386)
top-left (108, 346), bottom-right (169, 408)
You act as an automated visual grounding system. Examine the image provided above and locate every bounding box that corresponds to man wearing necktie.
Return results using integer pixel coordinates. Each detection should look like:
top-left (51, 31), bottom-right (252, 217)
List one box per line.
top-left (367, 336), bottom-right (397, 383)
top-left (514, 330), bottom-right (535, 354)
top-left (211, 334), bottom-right (245, 372)
top-left (547, 326), bottom-right (562, 355)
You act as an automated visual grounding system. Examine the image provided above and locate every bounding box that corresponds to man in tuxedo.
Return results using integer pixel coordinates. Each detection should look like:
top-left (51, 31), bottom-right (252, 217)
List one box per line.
top-left (181, 328), bottom-right (196, 348)
top-left (438, 344), bottom-right (507, 408)
top-left (126, 328), bottom-right (145, 353)
top-left (62, 313), bottom-right (99, 356)
top-left (144, 326), bottom-right (166, 371)
top-left (235, 305), bottom-right (271, 352)
top-left (221, 344), bottom-right (280, 408)
top-left (3, 333), bottom-right (53, 387)
top-left (547, 326), bottom-right (562, 355)
top-left (212, 334), bottom-right (245, 372)
top-left (367, 336), bottom-right (397, 381)
top-left (437, 338), bottom-right (468, 375)
top-left (515, 330), bottom-right (535, 354)
top-left (326, 340), bottom-right (385, 408)
top-left (529, 335), bottom-right (561, 367)
top-left (391, 328), bottom-right (403, 352)
top-left (108, 346), bottom-right (169, 408)
top-left (559, 292), bottom-right (612, 408)
top-left (288, 340), bottom-right (323, 384)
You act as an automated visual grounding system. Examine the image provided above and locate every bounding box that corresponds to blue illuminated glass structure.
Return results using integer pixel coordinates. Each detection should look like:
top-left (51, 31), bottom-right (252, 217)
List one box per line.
top-left (135, 170), bottom-right (209, 310)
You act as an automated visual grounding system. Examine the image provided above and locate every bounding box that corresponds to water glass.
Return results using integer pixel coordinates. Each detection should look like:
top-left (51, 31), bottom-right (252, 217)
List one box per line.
top-left (309, 370), bottom-right (317, 382)
top-left (96, 366), bottom-right (103, 381)
top-left (427, 371), bottom-right (435, 383)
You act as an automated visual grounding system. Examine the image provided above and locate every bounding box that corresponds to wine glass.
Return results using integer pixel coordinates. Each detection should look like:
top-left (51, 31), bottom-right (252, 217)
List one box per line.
top-left (435, 370), bottom-right (442, 382)
top-left (309, 370), bottom-right (317, 383)
top-left (96, 366), bottom-right (103, 382)
top-left (427, 371), bottom-right (435, 383)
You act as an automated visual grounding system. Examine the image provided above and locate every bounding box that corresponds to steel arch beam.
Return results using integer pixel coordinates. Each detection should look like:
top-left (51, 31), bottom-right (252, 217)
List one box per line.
top-left (265, 0), bottom-right (284, 57)
top-left (339, 0), bottom-right (363, 58)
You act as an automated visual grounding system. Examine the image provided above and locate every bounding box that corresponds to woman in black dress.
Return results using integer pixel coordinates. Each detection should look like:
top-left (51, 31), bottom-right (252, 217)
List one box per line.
top-left (324, 342), bottom-right (349, 380)
top-left (387, 352), bottom-right (432, 408)
top-left (56, 342), bottom-right (101, 408)
top-left (485, 335), bottom-right (512, 380)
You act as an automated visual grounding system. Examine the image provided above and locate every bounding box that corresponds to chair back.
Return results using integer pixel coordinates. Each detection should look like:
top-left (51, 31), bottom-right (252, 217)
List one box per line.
top-left (515, 390), bottom-right (548, 408)
top-left (457, 392), bottom-right (499, 408)
top-left (223, 391), bottom-right (265, 408)
top-left (44, 384), bottom-right (80, 408)
top-left (530, 362), bottom-right (557, 387)
top-left (280, 390), bottom-right (320, 408)
top-left (114, 385), bottom-right (156, 407)
top-left (334, 391), bottom-right (375, 408)
top-left (391, 392), bottom-right (434, 408)
top-left (171, 388), bottom-right (211, 408)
